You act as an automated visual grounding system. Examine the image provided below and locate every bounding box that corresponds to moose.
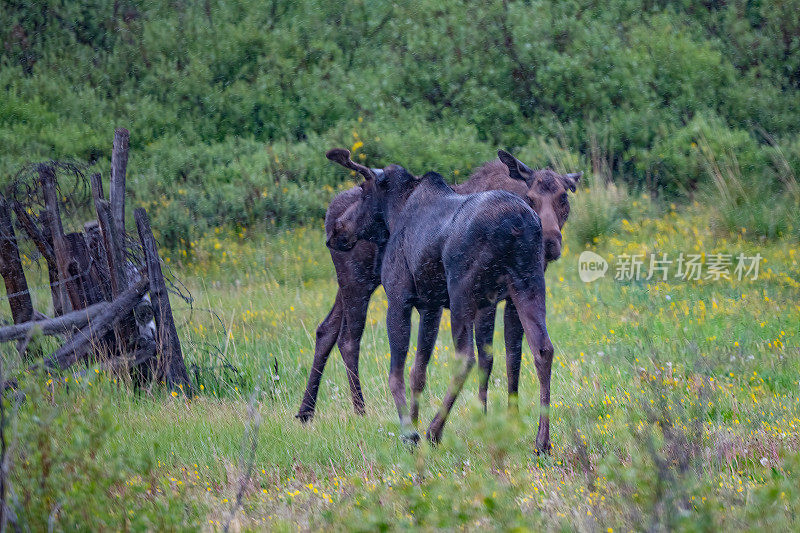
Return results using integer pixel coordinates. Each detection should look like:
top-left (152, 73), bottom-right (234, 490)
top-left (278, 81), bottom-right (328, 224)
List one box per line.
top-left (295, 150), bottom-right (581, 427)
top-left (325, 149), bottom-right (555, 448)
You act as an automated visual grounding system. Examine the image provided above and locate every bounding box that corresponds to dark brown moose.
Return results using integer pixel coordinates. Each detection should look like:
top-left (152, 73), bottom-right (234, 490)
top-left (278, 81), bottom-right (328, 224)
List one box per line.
top-left (295, 151), bottom-right (581, 428)
top-left (326, 149), bottom-right (554, 449)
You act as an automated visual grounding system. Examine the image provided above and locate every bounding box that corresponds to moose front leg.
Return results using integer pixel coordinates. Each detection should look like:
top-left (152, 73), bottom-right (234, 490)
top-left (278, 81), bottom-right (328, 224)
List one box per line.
top-left (296, 290), bottom-right (345, 422)
top-left (386, 301), bottom-right (416, 444)
top-left (503, 298), bottom-right (523, 415)
top-left (410, 307), bottom-right (443, 426)
top-left (475, 306), bottom-right (496, 413)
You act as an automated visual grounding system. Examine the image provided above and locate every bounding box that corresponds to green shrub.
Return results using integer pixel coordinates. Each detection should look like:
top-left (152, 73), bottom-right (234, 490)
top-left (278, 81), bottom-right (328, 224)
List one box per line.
top-left (5, 370), bottom-right (200, 530)
top-left (2, 0), bottom-right (800, 242)
top-left (568, 172), bottom-right (634, 246)
top-left (633, 114), bottom-right (769, 198)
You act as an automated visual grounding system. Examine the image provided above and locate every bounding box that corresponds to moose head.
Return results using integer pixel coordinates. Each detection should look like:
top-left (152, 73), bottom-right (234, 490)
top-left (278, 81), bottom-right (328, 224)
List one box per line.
top-left (497, 150), bottom-right (582, 262)
top-left (325, 148), bottom-right (417, 251)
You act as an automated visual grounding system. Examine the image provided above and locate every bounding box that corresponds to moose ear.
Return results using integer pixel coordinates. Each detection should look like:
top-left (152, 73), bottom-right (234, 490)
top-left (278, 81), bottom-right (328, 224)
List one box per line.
top-left (561, 171), bottom-right (583, 192)
top-left (326, 147), bottom-right (377, 181)
top-left (326, 148), bottom-right (353, 168)
top-left (498, 149), bottom-right (533, 185)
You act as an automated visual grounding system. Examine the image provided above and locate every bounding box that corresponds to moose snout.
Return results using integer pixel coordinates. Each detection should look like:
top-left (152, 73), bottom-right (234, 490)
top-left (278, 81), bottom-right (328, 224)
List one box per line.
top-left (543, 233), bottom-right (562, 262)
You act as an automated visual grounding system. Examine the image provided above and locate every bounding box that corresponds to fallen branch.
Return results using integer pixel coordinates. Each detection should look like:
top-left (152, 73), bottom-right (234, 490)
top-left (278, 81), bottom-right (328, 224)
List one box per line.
top-left (0, 301), bottom-right (107, 343)
top-left (41, 278), bottom-right (148, 371)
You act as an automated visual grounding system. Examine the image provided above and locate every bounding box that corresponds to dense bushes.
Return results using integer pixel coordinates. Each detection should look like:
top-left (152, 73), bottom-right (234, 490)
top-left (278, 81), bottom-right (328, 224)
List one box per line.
top-left (1, 0), bottom-right (799, 247)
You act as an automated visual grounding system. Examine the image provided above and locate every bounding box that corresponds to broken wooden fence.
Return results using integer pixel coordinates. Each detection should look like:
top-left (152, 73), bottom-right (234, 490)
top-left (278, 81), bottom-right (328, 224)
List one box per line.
top-left (0, 128), bottom-right (191, 391)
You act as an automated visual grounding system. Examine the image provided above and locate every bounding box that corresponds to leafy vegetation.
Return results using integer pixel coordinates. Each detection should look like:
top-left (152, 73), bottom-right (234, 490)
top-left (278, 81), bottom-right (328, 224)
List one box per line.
top-left (2, 0), bottom-right (800, 246)
top-left (5, 371), bottom-right (199, 530)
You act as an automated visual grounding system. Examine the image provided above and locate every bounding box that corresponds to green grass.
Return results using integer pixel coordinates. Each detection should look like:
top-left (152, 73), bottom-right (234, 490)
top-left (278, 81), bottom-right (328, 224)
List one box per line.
top-left (2, 205), bottom-right (800, 530)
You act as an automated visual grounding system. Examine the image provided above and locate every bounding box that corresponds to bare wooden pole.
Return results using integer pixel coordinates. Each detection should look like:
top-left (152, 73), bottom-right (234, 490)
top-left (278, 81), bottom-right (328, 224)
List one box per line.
top-left (65, 232), bottom-right (104, 308)
top-left (42, 278), bottom-right (148, 371)
top-left (0, 197), bottom-right (34, 324)
top-left (39, 210), bottom-right (66, 316)
top-left (39, 164), bottom-right (82, 311)
top-left (95, 199), bottom-right (128, 296)
top-left (93, 199), bottom-right (132, 356)
top-left (90, 172), bottom-right (105, 205)
top-left (12, 201), bottom-right (65, 316)
top-left (0, 300), bottom-right (108, 343)
top-left (12, 201), bottom-right (54, 263)
top-left (134, 208), bottom-right (191, 390)
top-left (83, 221), bottom-right (112, 302)
top-left (110, 128), bottom-right (129, 245)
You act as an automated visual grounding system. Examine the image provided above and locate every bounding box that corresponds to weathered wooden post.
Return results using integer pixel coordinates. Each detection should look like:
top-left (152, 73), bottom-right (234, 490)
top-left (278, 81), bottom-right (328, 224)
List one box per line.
top-left (65, 232), bottom-right (104, 308)
top-left (39, 163), bottom-right (83, 311)
top-left (90, 172), bottom-right (104, 207)
top-left (134, 208), bottom-right (191, 390)
top-left (90, 171), bottom-right (121, 301)
top-left (83, 220), bottom-right (112, 302)
top-left (0, 197), bottom-right (33, 324)
top-left (38, 210), bottom-right (66, 316)
top-left (94, 199), bottom-right (128, 297)
top-left (110, 128), bottom-right (129, 249)
top-left (11, 201), bottom-right (64, 315)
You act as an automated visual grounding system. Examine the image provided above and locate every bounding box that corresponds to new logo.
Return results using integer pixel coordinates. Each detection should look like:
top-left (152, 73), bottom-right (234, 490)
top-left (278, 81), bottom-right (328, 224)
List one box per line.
top-left (578, 251), bottom-right (608, 283)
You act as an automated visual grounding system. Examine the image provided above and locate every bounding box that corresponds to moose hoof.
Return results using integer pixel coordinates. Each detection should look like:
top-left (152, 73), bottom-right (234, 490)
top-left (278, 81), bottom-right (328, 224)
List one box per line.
top-left (425, 427), bottom-right (442, 446)
top-left (295, 411), bottom-right (315, 424)
top-left (400, 431), bottom-right (421, 447)
top-left (535, 441), bottom-right (552, 456)
top-left (426, 417), bottom-right (443, 446)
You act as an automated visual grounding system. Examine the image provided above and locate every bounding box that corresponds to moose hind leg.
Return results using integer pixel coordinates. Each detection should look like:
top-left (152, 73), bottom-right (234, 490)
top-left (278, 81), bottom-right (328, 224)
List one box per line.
top-left (427, 302), bottom-right (475, 445)
top-left (475, 306), bottom-right (496, 413)
top-left (296, 290), bottom-right (344, 422)
top-left (508, 283), bottom-right (553, 454)
top-left (338, 290), bottom-right (372, 416)
top-left (387, 302), bottom-right (416, 443)
top-left (410, 308), bottom-right (443, 426)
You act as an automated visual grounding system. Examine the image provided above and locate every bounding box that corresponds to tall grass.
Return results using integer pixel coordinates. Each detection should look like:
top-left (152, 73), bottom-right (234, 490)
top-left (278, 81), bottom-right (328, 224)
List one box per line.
top-left (569, 173), bottom-right (632, 246)
top-left (699, 136), bottom-right (799, 240)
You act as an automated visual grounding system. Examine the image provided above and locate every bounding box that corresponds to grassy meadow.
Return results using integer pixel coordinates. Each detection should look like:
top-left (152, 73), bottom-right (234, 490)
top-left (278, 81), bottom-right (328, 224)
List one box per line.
top-left (3, 200), bottom-right (799, 531)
